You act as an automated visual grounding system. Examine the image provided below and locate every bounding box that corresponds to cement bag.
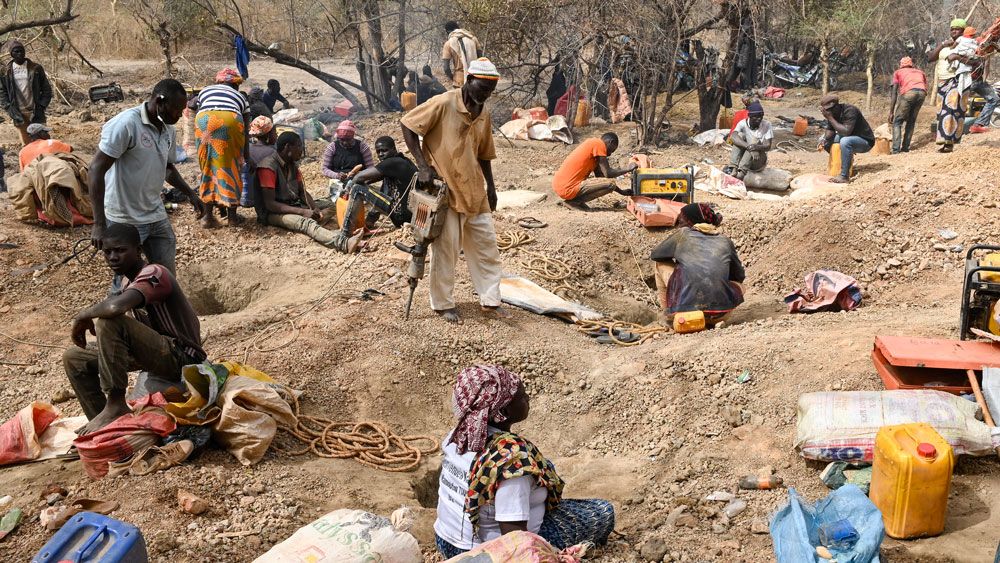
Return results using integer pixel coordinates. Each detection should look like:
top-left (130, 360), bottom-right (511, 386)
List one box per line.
top-left (0, 402), bottom-right (60, 466)
top-left (445, 531), bottom-right (590, 563)
top-left (254, 508), bottom-right (421, 563)
top-left (212, 375), bottom-right (296, 465)
top-left (744, 167), bottom-right (792, 192)
top-left (771, 485), bottom-right (883, 563)
top-left (796, 390), bottom-right (999, 462)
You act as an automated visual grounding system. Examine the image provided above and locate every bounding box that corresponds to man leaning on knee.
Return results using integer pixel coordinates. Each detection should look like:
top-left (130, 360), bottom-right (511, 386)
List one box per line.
top-left (63, 223), bottom-right (205, 435)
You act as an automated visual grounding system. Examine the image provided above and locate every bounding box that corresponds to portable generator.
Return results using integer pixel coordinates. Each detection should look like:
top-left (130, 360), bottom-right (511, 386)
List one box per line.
top-left (630, 165), bottom-right (695, 203)
top-left (88, 83), bottom-right (124, 103)
top-left (960, 244), bottom-right (1000, 340)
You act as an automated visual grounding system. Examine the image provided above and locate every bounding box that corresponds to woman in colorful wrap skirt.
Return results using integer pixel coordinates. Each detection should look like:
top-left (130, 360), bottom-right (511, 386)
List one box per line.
top-left (195, 68), bottom-right (249, 227)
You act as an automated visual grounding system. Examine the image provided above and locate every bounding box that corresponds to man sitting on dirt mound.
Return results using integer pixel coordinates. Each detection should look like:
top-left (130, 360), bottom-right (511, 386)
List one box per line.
top-left (63, 223), bottom-right (206, 435)
top-left (650, 203), bottom-right (745, 327)
top-left (728, 101), bottom-right (772, 180)
top-left (551, 132), bottom-right (638, 210)
top-left (818, 94), bottom-right (874, 184)
top-left (255, 131), bottom-right (349, 250)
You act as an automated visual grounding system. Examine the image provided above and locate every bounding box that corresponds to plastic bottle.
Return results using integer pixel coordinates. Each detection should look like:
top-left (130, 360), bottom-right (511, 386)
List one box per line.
top-left (672, 311), bottom-right (706, 333)
top-left (164, 203), bottom-right (182, 212)
top-left (738, 475), bottom-right (784, 490)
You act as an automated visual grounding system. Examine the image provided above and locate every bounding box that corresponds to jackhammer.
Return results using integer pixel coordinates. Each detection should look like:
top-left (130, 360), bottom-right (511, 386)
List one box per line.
top-left (393, 178), bottom-right (449, 319)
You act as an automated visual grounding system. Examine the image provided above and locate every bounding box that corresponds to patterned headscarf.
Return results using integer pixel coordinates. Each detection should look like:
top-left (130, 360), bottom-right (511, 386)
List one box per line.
top-left (449, 365), bottom-right (521, 454)
top-left (249, 116), bottom-right (273, 137)
top-left (681, 202), bottom-right (722, 227)
top-left (215, 68), bottom-right (244, 86)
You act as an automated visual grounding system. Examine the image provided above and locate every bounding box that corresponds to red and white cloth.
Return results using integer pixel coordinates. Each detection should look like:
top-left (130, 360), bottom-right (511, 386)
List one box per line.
top-left (448, 366), bottom-right (521, 454)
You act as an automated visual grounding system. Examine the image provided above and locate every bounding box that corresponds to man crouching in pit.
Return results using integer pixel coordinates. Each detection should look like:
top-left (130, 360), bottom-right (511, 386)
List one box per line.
top-left (63, 223), bottom-right (206, 434)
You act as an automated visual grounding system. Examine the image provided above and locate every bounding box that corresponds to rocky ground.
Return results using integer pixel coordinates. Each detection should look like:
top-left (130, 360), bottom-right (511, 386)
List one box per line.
top-left (0, 60), bottom-right (998, 562)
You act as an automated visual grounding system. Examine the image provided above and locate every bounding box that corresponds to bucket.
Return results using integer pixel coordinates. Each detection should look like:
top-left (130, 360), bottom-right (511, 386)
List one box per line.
top-left (793, 117), bottom-right (808, 136)
top-left (870, 423), bottom-right (953, 539)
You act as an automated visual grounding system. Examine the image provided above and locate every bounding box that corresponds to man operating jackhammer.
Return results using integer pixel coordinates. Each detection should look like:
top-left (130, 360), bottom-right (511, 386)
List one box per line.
top-left (398, 58), bottom-right (509, 324)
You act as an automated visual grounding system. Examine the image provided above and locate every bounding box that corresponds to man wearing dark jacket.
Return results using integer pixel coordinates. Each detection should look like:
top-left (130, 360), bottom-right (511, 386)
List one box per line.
top-left (0, 40), bottom-right (52, 146)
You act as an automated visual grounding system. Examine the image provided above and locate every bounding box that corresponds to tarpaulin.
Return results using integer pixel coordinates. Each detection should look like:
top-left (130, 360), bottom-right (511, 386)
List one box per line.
top-left (73, 393), bottom-right (176, 479)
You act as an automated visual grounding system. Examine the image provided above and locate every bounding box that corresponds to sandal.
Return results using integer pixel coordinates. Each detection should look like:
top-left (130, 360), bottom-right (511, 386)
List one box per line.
top-left (129, 440), bottom-right (195, 476)
top-left (517, 217), bottom-right (547, 229)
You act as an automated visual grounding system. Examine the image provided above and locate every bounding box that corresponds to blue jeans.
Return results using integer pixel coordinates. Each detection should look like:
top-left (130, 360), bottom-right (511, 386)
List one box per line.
top-left (108, 218), bottom-right (177, 274)
top-left (834, 135), bottom-right (872, 178)
top-left (970, 80), bottom-right (999, 126)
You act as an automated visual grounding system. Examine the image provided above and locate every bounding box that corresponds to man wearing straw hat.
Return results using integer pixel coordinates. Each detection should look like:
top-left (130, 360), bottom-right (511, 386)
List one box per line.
top-left (400, 58), bottom-right (509, 324)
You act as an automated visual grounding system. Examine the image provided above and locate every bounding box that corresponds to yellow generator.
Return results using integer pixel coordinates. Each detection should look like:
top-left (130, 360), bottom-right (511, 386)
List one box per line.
top-left (960, 245), bottom-right (1000, 340)
top-left (630, 165), bottom-right (694, 203)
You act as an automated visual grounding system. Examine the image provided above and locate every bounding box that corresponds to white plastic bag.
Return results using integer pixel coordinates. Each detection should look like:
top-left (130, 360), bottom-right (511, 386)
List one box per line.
top-left (796, 390), bottom-right (999, 462)
top-left (254, 508), bottom-right (421, 563)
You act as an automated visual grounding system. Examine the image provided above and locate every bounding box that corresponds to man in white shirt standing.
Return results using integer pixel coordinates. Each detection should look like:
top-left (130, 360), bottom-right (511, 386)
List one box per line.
top-left (0, 40), bottom-right (53, 146)
top-left (728, 101), bottom-right (773, 180)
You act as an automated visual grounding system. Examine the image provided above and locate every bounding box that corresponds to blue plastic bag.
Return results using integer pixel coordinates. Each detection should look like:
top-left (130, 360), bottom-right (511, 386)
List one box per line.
top-left (770, 485), bottom-right (884, 563)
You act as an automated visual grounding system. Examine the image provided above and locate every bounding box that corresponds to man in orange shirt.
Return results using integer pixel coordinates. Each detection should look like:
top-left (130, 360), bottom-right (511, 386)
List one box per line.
top-left (551, 132), bottom-right (636, 210)
top-left (19, 123), bottom-right (71, 170)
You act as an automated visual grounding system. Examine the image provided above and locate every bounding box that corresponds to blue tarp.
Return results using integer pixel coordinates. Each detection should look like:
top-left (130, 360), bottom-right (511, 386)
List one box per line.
top-left (771, 485), bottom-right (884, 563)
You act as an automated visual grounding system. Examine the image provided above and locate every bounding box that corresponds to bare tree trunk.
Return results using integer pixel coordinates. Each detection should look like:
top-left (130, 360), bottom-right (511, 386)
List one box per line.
top-left (157, 22), bottom-right (174, 78)
top-left (820, 37), bottom-right (830, 95)
top-left (360, 0), bottom-right (393, 111)
top-left (864, 44), bottom-right (875, 112)
top-left (393, 0), bottom-right (407, 99)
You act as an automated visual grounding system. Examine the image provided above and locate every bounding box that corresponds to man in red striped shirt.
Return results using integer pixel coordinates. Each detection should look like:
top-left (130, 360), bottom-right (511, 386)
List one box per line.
top-left (63, 223), bottom-right (205, 435)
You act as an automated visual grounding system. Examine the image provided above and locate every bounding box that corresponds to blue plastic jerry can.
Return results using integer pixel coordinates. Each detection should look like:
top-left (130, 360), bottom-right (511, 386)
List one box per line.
top-left (32, 512), bottom-right (148, 563)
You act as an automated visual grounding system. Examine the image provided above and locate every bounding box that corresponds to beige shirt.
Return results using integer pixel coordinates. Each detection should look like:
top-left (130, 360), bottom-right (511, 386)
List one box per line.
top-left (400, 89), bottom-right (496, 215)
top-left (936, 46), bottom-right (956, 81)
top-left (441, 30), bottom-right (482, 87)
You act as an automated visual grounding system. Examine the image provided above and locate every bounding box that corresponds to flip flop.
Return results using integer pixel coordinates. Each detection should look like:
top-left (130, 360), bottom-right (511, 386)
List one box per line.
top-left (517, 217), bottom-right (547, 229)
top-left (69, 498), bottom-right (120, 515)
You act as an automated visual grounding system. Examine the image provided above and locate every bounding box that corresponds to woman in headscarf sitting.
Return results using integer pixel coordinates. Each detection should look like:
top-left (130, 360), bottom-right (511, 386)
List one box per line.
top-left (434, 365), bottom-right (615, 557)
top-left (195, 68), bottom-right (250, 227)
top-left (651, 203), bottom-right (746, 326)
top-left (241, 116), bottom-right (278, 211)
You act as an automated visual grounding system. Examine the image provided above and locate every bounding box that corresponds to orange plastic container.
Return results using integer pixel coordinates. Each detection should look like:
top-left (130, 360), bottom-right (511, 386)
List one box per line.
top-left (827, 142), bottom-right (854, 178)
top-left (672, 311), bottom-right (706, 333)
top-left (793, 117), bottom-right (808, 136)
top-left (400, 91), bottom-right (417, 111)
top-left (574, 100), bottom-right (592, 127)
top-left (869, 423), bottom-right (954, 539)
top-left (872, 137), bottom-right (891, 155)
top-left (336, 196), bottom-right (366, 233)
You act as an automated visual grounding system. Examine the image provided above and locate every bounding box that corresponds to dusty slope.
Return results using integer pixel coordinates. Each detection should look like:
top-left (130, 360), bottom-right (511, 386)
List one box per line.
top-left (1, 63), bottom-right (999, 562)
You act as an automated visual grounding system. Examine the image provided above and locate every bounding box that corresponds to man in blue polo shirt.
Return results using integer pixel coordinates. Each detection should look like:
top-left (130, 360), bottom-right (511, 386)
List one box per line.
top-left (87, 79), bottom-right (203, 274)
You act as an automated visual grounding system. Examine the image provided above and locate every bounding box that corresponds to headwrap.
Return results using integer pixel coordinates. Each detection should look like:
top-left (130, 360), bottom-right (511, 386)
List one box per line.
top-left (215, 68), bottom-right (244, 86)
top-left (964, 26), bottom-right (977, 38)
top-left (951, 18), bottom-right (968, 29)
top-left (7, 39), bottom-right (23, 52)
top-left (336, 120), bottom-right (356, 138)
top-left (819, 94), bottom-right (839, 107)
top-left (899, 57), bottom-right (914, 68)
top-left (449, 365), bottom-right (521, 454)
top-left (466, 57), bottom-right (500, 81)
top-left (680, 203), bottom-right (722, 227)
top-left (249, 116), bottom-right (273, 137)
top-left (747, 101), bottom-right (764, 115)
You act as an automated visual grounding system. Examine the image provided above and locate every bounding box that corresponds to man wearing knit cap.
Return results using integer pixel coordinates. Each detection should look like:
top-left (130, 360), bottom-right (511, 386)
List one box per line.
top-left (321, 119), bottom-right (374, 194)
top-left (888, 57), bottom-right (927, 153)
top-left (818, 94), bottom-right (874, 183)
top-left (728, 100), bottom-right (772, 179)
top-left (0, 40), bottom-right (52, 146)
top-left (400, 57), bottom-right (508, 324)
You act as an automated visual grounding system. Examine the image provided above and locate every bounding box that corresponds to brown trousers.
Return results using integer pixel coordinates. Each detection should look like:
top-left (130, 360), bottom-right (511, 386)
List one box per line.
top-left (62, 315), bottom-right (186, 419)
top-left (570, 178), bottom-right (618, 203)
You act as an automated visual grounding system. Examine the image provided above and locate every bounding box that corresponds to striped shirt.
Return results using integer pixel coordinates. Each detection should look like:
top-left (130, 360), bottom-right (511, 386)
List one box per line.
top-left (122, 264), bottom-right (205, 361)
top-left (321, 138), bottom-right (375, 179)
top-left (196, 84), bottom-right (248, 115)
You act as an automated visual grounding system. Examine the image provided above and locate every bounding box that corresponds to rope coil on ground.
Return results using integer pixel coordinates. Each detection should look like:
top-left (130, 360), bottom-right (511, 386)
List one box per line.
top-left (496, 230), bottom-right (534, 251)
top-left (276, 388), bottom-right (439, 472)
top-left (519, 251), bottom-right (572, 283)
top-left (575, 319), bottom-right (670, 347)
